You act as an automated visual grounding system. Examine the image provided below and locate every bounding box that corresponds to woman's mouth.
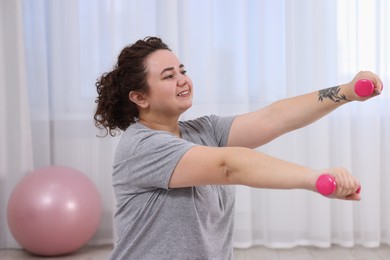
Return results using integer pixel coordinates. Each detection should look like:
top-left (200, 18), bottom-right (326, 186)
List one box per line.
top-left (177, 90), bottom-right (190, 97)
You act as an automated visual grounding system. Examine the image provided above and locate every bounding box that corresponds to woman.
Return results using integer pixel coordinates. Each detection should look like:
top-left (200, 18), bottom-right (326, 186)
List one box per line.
top-left (94, 37), bottom-right (382, 259)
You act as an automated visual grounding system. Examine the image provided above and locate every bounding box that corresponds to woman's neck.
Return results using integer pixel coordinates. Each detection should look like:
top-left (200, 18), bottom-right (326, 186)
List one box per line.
top-left (138, 117), bottom-right (181, 137)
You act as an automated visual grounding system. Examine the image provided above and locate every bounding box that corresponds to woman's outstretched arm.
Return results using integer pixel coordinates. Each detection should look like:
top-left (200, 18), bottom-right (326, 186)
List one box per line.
top-left (169, 145), bottom-right (361, 201)
top-left (228, 71), bottom-right (383, 148)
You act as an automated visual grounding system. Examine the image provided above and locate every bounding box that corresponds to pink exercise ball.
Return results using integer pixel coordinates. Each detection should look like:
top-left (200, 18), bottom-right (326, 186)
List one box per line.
top-left (7, 166), bottom-right (101, 256)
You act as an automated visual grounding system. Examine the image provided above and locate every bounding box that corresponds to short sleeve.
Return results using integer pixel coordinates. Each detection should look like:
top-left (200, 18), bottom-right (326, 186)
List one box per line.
top-left (113, 130), bottom-right (196, 193)
top-left (208, 115), bottom-right (235, 147)
top-left (179, 115), bottom-right (235, 147)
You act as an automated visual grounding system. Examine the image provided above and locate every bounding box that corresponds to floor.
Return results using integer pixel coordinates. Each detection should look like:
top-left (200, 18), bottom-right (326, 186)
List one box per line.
top-left (233, 244), bottom-right (390, 260)
top-left (1, 244), bottom-right (390, 259)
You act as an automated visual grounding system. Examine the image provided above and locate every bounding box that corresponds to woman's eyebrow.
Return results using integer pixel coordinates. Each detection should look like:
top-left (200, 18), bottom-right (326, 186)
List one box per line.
top-left (160, 64), bottom-right (185, 75)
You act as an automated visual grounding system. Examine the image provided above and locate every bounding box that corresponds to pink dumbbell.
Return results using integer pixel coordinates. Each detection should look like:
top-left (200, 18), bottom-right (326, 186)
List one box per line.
top-left (354, 79), bottom-right (374, 97)
top-left (316, 174), bottom-right (361, 196)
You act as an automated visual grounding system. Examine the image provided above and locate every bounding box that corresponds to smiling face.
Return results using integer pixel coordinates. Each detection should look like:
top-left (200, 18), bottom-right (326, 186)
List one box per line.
top-left (141, 49), bottom-right (194, 121)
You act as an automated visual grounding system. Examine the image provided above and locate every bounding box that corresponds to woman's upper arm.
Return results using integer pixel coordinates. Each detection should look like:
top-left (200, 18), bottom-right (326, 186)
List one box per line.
top-left (227, 107), bottom-right (281, 148)
top-left (169, 146), bottom-right (230, 188)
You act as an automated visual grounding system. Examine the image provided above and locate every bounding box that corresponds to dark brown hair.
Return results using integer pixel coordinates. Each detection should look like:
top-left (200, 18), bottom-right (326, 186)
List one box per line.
top-left (94, 37), bottom-right (171, 136)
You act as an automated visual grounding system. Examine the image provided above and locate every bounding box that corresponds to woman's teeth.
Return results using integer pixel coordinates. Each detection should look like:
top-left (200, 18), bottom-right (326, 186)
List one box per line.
top-left (177, 90), bottom-right (189, 96)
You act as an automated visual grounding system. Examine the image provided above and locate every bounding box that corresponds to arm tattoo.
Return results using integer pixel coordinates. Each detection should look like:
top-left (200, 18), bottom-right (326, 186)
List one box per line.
top-left (318, 86), bottom-right (350, 103)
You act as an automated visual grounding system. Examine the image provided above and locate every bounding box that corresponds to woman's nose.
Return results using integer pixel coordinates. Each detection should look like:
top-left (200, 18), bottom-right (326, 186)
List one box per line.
top-left (177, 75), bottom-right (187, 87)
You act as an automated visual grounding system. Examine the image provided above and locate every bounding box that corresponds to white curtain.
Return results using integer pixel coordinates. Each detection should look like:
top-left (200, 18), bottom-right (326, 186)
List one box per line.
top-left (0, 0), bottom-right (34, 248)
top-left (1, 0), bottom-right (389, 249)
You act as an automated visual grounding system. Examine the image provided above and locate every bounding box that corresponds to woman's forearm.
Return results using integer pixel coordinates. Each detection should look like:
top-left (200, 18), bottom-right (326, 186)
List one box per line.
top-left (222, 146), bottom-right (360, 200)
top-left (268, 84), bottom-right (350, 134)
top-left (223, 147), bottom-right (313, 190)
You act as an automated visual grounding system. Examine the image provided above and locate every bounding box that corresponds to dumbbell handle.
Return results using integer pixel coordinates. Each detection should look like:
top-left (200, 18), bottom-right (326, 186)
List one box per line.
top-left (316, 174), bottom-right (361, 196)
top-left (354, 79), bottom-right (374, 97)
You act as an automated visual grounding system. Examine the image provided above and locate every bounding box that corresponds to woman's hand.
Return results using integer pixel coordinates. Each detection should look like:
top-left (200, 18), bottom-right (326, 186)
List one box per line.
top-left (308, 168), bottom-right (361, 201)
top-left (343, 71), bottom-right (383, 101)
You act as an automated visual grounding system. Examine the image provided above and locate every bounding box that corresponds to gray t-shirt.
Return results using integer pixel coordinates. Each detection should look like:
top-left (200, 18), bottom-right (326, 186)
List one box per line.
top-left (109, 115), bottom-right (236, 260)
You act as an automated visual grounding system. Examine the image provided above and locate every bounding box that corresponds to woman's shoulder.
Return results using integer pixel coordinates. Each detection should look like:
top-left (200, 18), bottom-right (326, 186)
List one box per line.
top-left (180, 115), bottom-right (236, 146)
top-left (180, 114), bottom-right (236, 130)
top-left (114, 121), bottom-right (194, 163)
top-left (180, 115), bottom-right (216, 127)
top-left (121, 122), bottom-right (176, 144)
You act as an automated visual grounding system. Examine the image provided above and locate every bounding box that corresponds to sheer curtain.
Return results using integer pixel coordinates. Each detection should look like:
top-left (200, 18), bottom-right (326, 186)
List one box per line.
top-left (0, 0), bottom-right (34, 249)
top-left (1, 0), bottom-right (389, 250)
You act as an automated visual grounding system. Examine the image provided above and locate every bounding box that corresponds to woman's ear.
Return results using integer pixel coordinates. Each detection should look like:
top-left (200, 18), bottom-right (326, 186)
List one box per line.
top-left (129, 91), bottom-right (149, 108)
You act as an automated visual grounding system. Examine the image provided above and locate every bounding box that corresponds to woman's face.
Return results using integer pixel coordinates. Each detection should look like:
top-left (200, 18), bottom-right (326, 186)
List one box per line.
top-left (144, 49), bottom-right (193, 118)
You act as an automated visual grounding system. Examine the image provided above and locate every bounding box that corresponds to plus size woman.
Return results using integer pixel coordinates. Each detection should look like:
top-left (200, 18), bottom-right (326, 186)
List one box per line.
top-left (94, 37), bottom-right (382, 260)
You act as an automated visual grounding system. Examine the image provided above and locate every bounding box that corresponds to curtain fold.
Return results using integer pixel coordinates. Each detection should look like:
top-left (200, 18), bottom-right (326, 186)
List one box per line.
top-left (0, 0), bottom-right (34, 249)
top-left (1, 0), bottom-right (389, 249)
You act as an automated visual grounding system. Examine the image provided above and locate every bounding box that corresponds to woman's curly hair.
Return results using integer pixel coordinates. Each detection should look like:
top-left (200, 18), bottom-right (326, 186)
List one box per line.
top-left (94, 37), bottom-right (171, 137)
